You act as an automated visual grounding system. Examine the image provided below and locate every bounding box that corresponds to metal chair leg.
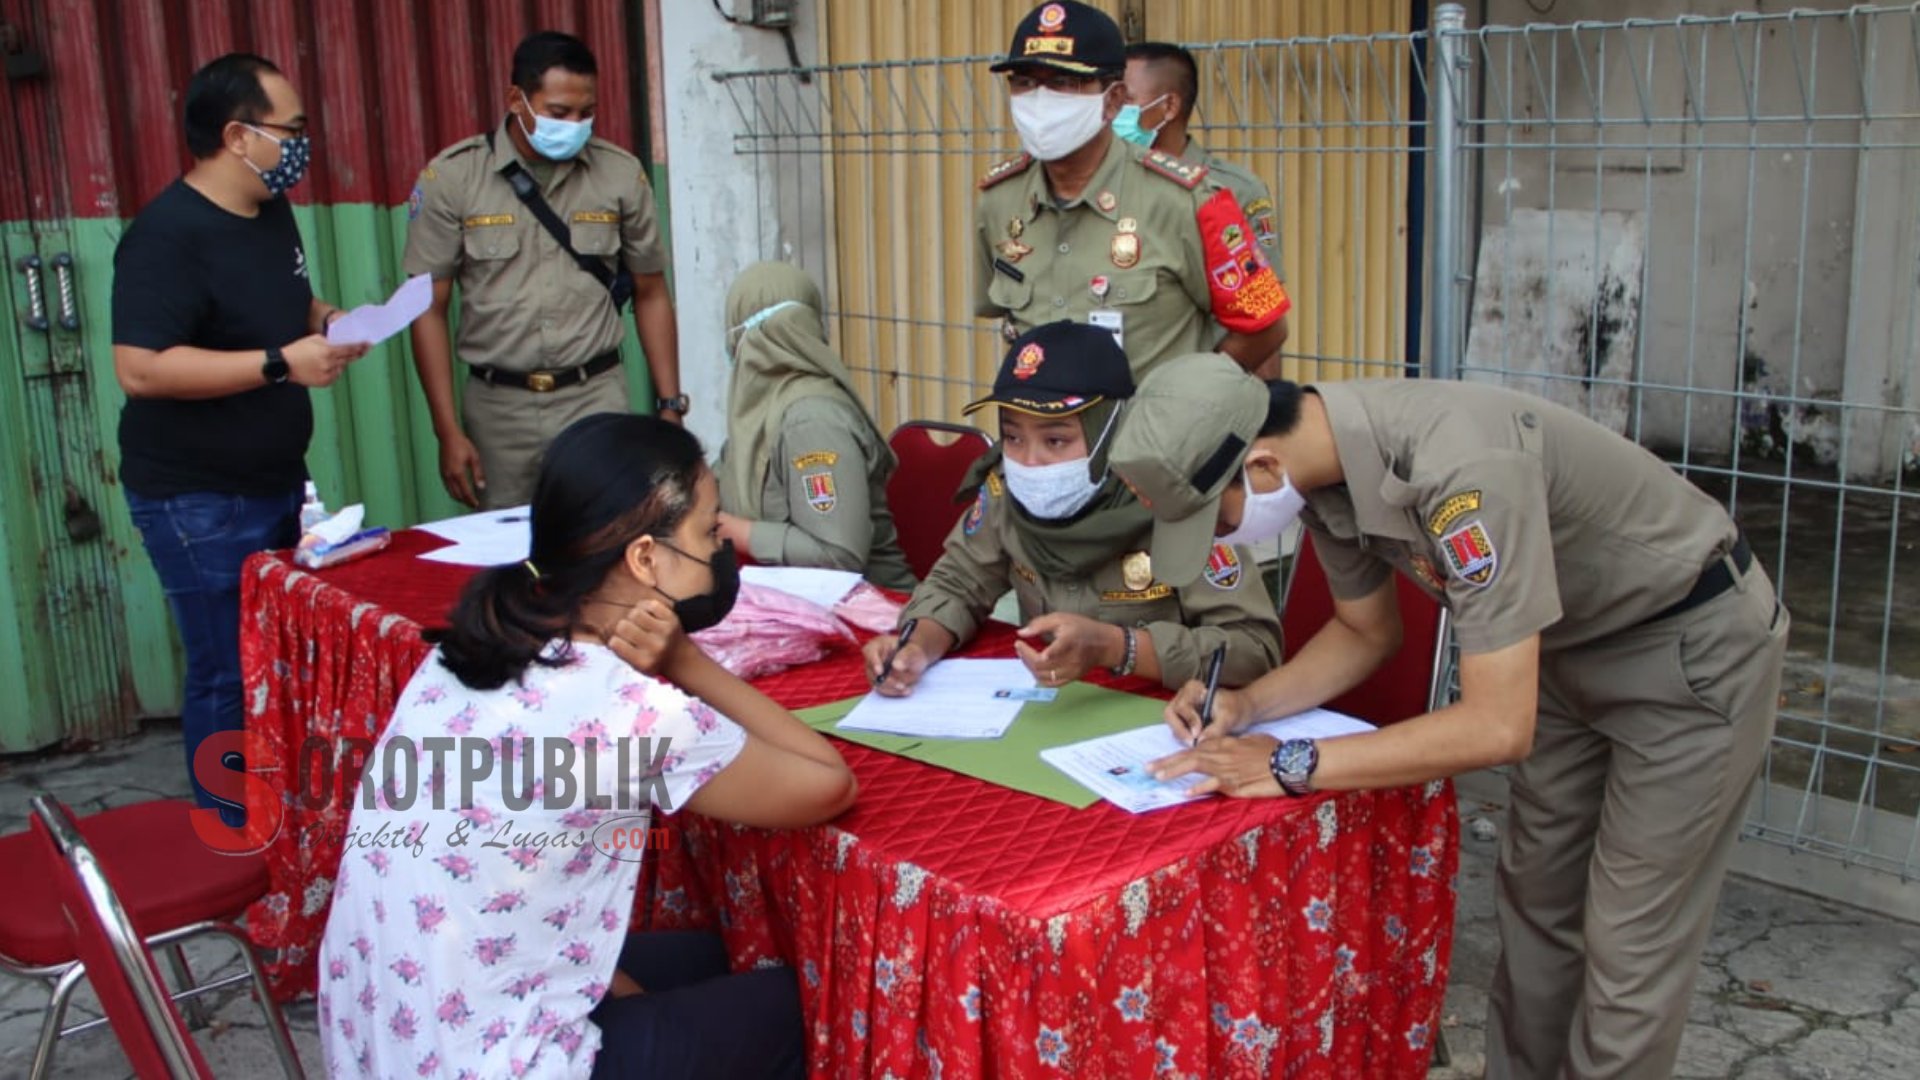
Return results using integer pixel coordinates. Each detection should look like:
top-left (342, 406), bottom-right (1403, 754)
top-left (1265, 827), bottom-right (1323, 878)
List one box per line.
top-left (222, 928), bottom-right (306, 1079)
top-left (164, 942), bottom-right (211, 1029)
top-left (27, 964), bottom-right (86, 1080)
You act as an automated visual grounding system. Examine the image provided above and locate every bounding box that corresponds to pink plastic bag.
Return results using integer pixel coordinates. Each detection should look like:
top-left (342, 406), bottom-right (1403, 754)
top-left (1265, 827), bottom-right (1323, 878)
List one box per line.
top-left (692, 583), bottom-right (854, 679)
top-left (832, 582), bottom-right (907, 634)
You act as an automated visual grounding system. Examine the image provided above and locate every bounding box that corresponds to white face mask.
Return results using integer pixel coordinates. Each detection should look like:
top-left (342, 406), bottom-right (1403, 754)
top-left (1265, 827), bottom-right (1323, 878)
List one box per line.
top-left (1009, 86), bottom-right (1110, 162)
top-left (1004, 455), bottom-right (1104, 520)
top-left (1217, 462), bottom-right (1306, 546)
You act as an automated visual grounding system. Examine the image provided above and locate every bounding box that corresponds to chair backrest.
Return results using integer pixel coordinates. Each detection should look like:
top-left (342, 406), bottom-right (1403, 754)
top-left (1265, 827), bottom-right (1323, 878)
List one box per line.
top-left (1281, 533), bottom-right (1450, 725)
top-left (29, 796), bottom-right (211, 1080)
top-left (885, 421), bottom-right (994, 580)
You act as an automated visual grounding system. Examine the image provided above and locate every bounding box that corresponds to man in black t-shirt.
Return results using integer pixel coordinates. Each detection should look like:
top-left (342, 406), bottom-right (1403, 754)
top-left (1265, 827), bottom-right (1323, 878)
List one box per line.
top-left (112, 53), bottom-right (367, 825)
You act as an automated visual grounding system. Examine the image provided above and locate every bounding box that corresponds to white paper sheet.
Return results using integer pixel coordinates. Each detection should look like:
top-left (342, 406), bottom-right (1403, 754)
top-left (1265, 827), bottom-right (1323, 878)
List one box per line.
top-left (326, 273), bottom-right (434, 346)
top-left (738, 566), bottom-right (864, 611)
top-left (836, 658), bottom-right (1037, 740)
top-left (1040, 708), bottom-right (1378, 814)
top-left (416, 506), bottom-right (532, 567)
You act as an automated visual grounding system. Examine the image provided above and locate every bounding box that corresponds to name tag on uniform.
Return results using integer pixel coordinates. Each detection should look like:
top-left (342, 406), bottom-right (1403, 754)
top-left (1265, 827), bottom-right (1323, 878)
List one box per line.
top-left (463, 214), bottom-right (515, 228)
top-left (1088, 308), bottom-right (1123, 350)
top-left (571, 210), bottom-right (619, 224)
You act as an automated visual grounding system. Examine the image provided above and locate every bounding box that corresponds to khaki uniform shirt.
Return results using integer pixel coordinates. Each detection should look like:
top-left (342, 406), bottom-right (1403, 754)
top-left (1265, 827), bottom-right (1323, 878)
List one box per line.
top-left (973, 137), bottom-right (1289, 379)
top-left (402, 119), bottom-right (665, 372)
top-left (900, 470), bottom-right (1283, 689)
top-left (1185, 140), bottom-right (1284, 280)
top-left (1299, 380), bottom-right (1740, 655)
top-left (737, 396), bottom-right (917, 591)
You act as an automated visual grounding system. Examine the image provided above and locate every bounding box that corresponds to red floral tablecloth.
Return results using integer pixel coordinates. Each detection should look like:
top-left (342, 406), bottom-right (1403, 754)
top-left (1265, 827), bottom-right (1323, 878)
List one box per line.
top-left (240, 533), bottom-right (1458, 1078)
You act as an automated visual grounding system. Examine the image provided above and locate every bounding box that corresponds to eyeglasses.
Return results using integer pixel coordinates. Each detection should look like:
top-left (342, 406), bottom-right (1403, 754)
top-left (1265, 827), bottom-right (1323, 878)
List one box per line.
top-left (249, 121), bottom-right (307, 137)
top-left (1006, 72), bottom-right (1103, 95)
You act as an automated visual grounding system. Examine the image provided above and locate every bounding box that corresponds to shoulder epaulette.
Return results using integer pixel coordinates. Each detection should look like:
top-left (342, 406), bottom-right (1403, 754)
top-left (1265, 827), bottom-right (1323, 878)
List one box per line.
top-left (584, 136), bottom-right (640, 166)
top-left (432, 134), bottom-right (489, 164)
top-left (1141, 150), bottom-right (1209, 189)
top-left (978, 153), bottom-right (1035, 191)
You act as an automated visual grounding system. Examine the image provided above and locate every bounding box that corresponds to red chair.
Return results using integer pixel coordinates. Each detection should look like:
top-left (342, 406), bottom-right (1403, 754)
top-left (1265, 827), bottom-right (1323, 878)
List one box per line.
top-left (0, 798), bottom-right (304, 1079)
top-left (885, 420), bottom-right (994, 579)
top-left (1281, 532), bottom-right (1452, 724)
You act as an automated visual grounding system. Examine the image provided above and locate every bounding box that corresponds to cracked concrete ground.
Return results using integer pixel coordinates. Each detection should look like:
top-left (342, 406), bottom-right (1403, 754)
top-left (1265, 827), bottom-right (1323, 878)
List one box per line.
top-left (2, 728), bottom-right (1917, 1078)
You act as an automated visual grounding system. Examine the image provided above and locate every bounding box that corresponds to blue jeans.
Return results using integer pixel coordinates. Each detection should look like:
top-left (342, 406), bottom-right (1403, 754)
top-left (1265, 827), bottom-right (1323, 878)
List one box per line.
top-left (125, 488), bottom-right (301, 826)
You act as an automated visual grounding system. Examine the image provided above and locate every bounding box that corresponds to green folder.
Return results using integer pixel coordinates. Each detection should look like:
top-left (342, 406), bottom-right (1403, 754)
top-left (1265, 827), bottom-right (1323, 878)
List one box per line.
top-left (798, 681), bottom-right (1170, 808)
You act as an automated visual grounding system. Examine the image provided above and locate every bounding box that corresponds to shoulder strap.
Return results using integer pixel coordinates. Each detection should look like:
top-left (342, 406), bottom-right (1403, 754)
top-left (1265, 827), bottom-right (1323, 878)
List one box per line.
top-left (486, 130), bottom-right (619, 293)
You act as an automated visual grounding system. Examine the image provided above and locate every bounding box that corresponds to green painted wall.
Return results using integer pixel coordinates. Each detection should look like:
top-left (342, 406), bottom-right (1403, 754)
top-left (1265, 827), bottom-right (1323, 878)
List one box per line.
top-left (0, 177), bottom-right (668, 751)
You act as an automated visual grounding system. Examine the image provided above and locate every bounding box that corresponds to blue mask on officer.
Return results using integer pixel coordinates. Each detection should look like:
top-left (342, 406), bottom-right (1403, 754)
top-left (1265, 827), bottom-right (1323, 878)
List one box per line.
top-left (1111, 94), bottom-right (1170, 149)
top-left (516, 92), bottom-right (594, 161)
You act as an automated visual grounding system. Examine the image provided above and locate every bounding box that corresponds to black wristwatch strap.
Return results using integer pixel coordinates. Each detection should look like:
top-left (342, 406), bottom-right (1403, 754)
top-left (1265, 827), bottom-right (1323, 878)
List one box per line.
top-left (262, 346), bottom-right (290, 385)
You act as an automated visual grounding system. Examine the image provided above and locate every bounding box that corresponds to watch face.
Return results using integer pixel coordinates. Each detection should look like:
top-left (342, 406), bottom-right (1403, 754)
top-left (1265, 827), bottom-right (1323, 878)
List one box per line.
top-left (1278, 740), bottom-right (1314, 776)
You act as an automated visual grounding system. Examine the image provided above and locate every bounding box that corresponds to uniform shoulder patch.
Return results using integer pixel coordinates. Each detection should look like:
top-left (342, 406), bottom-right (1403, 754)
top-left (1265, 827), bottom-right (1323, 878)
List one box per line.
top-left (792, 451), bottom-right (839, 470)
top-left (803, 471), bottom-right (837, 514)
top-left (978, 153), bottom-right (1035, 191)
top-left (1202, 544), bottom-right (1244, 589)
top-left (963, 485), bottom-right (990, 535)
top-left (985, 471), bottom-right (1005, 498)
top-left (1426, 490), bottom-right (1482, 536)
top-left (1142, 150), bottom-right (1209, 189)
top-left (1198, 188), bottom-right (1290, 332)
top-left (1438, 520), bottom-right (1498, 587)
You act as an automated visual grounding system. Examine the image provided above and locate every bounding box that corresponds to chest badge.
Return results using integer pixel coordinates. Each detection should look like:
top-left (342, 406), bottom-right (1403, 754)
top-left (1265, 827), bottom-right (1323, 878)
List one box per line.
top-left (999, 238), bottom-right (1034, 262)
top-left (1122, 551), bottom-right (1153, 591)
top-left (1095, 190), bottom-right (1117, 213)
top-left (1110, 232), bottom-right (1141, 270)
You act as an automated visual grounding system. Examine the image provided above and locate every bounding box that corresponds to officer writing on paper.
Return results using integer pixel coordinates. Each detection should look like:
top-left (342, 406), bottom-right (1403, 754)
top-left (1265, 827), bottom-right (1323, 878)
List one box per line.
top-left (862, 323), bottom-right (1280, 697)
top-left (974, 1), bottom-right (1288, 377)
top-left (405, 30), bottom-right (687, 510)
top-left (1117, 41), bottom-right (1289, 376)
top-left (1112, 354), bottom-right (1789, 1080)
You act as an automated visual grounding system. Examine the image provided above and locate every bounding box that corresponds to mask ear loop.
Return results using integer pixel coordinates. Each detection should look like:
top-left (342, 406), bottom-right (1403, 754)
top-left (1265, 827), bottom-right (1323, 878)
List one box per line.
top-left (1084, 400), bottom-right (1124, 486)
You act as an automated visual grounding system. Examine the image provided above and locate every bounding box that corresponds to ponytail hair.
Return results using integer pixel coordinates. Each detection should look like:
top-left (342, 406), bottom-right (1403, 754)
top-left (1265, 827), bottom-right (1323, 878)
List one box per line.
top-left (429, 414), bottom-right (705, 690)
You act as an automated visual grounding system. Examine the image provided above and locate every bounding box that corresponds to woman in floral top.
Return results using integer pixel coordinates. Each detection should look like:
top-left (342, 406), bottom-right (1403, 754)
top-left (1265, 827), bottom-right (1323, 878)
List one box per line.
top-left (318, 414), bottom-right (856, 1079)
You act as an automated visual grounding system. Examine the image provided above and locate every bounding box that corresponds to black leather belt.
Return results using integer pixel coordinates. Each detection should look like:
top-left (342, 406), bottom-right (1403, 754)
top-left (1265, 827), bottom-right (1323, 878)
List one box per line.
top-left (469, 351), bottom-right (619, 393)
top-left (1639, 534), bottom-right (1752, 627)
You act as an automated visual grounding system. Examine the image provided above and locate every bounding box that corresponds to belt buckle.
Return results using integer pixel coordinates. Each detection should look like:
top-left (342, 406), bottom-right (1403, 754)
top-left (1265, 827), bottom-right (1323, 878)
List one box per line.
top-left (527, 371), bottom-right (557, 393)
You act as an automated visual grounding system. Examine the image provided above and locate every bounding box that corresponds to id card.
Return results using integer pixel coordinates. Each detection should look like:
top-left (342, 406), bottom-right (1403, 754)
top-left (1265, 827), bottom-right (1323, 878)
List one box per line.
top-left (1088, 308), bottom-right (1124, 350)
top-left (993, 687), bottom-right (1060, 702)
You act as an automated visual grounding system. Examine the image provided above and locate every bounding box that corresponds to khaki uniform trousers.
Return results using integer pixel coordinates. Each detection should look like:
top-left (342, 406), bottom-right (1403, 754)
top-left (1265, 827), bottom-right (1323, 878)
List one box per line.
top-left (461, 366), bottom-right (630, 510)
top-left (1487, 561), bottom-right (1788, 1079)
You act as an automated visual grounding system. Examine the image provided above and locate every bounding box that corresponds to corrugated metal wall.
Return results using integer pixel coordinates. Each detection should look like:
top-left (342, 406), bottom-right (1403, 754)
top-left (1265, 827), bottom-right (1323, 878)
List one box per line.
top-left (0, 0), bottom-right (653, 749)
top-left (811, 0), bottom-right (1412, 432)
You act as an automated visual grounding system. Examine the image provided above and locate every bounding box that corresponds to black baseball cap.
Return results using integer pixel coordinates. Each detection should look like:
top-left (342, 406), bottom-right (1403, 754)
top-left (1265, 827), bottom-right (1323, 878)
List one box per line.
top-left (988, 2), bottom-right (1126, 77)
top-left (962, 321), bottom-right (1134, 418)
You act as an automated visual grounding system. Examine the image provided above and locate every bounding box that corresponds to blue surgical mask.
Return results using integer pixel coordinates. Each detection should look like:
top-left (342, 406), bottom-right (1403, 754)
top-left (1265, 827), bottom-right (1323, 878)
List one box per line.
top-left (1111, 94), bottom-right (1170, 148)
top-left (516, 94), bottom-right (594, 161)
top-left (241, 125), bottom-right (311, 197)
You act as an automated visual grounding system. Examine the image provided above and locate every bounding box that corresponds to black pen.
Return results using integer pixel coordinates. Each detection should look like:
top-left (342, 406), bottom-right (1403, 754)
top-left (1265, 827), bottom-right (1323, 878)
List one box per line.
top-left (1196, 644), bottom-right (1226, 748)
top-left (876, 618), bottom-right (918, 686)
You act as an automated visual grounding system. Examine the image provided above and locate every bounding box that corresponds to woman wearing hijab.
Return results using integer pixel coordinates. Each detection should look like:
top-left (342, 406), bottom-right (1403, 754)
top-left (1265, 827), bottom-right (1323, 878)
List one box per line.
top-left (859, 321), bottom-right (1281, 695)
top-left (715, 262), bottom-right (916, 590)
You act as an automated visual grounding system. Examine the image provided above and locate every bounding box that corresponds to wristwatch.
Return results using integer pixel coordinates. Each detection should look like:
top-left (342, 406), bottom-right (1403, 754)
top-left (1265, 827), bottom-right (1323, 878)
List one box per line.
top-left (1269, 738), bottom-right (1320, 797)
top-left (654, 394), bottom-right (690, 414)
top-left (262, 346), bottom-right (291, 385)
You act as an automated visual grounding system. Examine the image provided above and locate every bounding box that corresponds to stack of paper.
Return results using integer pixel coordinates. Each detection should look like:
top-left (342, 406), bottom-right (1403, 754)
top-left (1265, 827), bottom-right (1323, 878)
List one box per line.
top-left (1040, 708), bottom-right (1378, 814)
top-left (836, 658), bottom-right (1041, 740)
top-left (416, 506), bottom-right (533, 567)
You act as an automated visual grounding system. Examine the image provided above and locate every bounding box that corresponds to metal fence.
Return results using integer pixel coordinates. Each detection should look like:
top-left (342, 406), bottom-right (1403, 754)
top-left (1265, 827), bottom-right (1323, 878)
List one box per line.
top-left (713, 3), bottom-right (1920, 881)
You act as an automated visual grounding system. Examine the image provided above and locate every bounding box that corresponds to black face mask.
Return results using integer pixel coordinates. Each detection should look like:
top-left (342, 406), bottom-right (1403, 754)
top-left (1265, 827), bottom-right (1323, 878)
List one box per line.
top-left (657, 539), bottom-right (740, 633)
